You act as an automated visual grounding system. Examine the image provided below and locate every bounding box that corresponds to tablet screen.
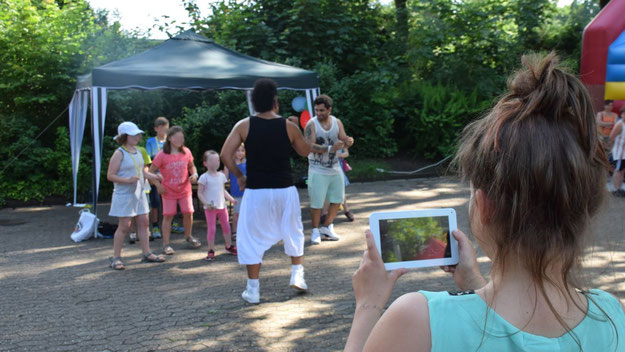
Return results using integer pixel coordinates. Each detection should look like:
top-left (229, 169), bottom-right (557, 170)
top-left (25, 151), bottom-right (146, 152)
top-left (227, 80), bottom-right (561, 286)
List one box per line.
top-left (378, 216), bottom-right (451, 263)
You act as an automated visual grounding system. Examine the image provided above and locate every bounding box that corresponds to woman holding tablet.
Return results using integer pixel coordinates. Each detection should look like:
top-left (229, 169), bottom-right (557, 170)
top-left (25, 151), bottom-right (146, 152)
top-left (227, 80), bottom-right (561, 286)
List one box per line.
top-left (345, 53), bottom-right (625, 351)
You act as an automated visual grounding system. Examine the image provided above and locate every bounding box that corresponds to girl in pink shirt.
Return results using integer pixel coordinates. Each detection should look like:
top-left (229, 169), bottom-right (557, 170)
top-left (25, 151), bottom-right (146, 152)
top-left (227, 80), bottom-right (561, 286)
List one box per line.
top-left (149, 126), bottom-right (201, 255)
top-left (198, 150), bottom-right (238, 261)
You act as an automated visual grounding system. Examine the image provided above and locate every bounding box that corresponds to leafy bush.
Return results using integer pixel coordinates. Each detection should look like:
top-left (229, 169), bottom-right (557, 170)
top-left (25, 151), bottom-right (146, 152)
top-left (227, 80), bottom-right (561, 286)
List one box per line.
top-left (395, 81), bottom-right (491, 159)
top-left (174, 90), bottom-right (249, 167)
top-left (0, 123), bottom-right (88, 205)
top-left (317, 61), bottom-right (399, 158)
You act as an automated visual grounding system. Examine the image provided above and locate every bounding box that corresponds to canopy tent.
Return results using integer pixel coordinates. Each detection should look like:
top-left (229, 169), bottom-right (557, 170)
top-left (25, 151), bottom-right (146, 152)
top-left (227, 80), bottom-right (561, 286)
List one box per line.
top-left (69, 30), bottom-right (319, 225)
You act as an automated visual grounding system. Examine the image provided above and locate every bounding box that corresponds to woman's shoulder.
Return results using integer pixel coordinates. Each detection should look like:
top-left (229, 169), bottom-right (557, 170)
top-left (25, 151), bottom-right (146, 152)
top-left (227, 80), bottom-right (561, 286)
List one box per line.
top-left (392, 292), bottom-right (429, 310)
top-left (363, 292), bottom-right (431, 352)
top-left (586, 289), bottom-right (625, 314)
top-left (383, 292), bottom-right (430, 329)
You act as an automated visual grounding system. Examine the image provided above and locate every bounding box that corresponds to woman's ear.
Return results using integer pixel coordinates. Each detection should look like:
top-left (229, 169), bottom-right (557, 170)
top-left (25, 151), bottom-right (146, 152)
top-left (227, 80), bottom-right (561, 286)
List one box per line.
top-left (475, 189), bottom-right (494, 225)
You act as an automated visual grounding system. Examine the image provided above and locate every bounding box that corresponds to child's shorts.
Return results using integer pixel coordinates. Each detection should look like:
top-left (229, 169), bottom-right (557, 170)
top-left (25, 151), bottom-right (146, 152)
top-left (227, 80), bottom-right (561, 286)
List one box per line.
top-left (149, 184), bottom-right (161, 208)
top-left (233, 197), bottom-right (243, 213)
top-left (162, 195), bottom-right (194, 216)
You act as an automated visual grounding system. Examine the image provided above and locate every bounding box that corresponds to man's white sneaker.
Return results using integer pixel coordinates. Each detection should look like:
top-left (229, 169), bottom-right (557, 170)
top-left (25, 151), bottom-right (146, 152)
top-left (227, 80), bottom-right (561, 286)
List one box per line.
top-left (290, 269), bottom-right (308, 291)
top-left (311, 229), bottom-right (321, 245)
top-left (241, 286), bottom-right (260, 304)
top-left (320, 224), bottom-right (340, 241)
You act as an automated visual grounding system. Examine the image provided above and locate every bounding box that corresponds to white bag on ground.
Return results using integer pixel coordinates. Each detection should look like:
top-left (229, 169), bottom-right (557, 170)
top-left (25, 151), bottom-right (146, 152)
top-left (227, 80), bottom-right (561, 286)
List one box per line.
top-left (71, 209), bottom-right (98, 242)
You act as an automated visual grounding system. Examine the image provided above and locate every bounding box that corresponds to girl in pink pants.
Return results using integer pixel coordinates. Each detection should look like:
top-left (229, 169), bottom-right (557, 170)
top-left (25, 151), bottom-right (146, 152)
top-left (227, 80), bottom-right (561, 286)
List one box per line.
top-left (197, 150), bottom-right (238, 261)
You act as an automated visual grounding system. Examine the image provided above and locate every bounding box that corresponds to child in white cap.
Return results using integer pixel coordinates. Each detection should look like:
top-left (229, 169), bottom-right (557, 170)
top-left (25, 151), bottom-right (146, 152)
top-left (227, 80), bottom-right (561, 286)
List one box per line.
top-left (106, 122), bottom-right (165, 270)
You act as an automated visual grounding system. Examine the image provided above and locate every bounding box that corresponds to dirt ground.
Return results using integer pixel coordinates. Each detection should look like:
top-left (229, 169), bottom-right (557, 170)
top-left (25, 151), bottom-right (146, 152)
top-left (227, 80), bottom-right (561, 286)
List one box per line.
top-left (1, 177), bottom-right (624, 351)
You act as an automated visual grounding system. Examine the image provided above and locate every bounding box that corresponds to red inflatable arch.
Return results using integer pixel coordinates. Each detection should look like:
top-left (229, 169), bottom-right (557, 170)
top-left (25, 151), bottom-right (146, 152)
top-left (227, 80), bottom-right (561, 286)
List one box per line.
top-left (580, 0), bottom-right (625, 113)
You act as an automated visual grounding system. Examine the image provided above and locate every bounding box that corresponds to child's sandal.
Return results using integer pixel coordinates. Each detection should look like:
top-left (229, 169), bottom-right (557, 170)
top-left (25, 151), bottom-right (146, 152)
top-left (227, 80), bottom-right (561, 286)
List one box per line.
top-left (162, 246), bottom-right (175, 255)
top-left (225, 245), bottom-right (238, 255)
top-left (186, 237), bottom-right (201, 249)
top-left (141, 252), bottom-right (165, 263)
top-left (204, 250), bottom-right (215, 261)
top-left (344, 211), bottom-right (355, 222)
top-left (109, 257), bottom-right (125, 270)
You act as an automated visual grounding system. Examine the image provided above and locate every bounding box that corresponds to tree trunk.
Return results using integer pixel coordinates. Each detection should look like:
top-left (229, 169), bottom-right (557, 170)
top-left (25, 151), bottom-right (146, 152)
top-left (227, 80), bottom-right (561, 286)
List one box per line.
top-left (394, 0), bottom-right (408, 41)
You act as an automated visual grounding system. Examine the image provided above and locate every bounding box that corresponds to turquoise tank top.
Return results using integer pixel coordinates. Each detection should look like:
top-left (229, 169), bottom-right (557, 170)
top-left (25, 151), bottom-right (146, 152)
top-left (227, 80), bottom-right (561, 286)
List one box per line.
top-left (420, 289), bottom-right (625, 351)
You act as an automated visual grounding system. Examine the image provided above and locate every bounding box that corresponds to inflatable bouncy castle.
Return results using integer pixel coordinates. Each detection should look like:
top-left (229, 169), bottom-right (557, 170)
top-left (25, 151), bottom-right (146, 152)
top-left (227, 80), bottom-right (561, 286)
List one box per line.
top-left (580, 0), bottom-right (625, 113)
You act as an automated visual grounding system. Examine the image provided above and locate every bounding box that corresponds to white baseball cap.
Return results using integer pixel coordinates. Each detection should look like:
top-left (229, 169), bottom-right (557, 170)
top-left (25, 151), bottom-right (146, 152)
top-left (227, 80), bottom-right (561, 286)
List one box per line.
top-left (114, 121), bottom-right (144, 140)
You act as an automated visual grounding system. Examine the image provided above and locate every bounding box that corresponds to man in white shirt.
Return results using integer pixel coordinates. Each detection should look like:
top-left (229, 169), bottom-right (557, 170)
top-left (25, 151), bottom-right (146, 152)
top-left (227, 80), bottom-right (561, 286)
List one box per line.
top-left (304, 95), bottom-right (354, 244)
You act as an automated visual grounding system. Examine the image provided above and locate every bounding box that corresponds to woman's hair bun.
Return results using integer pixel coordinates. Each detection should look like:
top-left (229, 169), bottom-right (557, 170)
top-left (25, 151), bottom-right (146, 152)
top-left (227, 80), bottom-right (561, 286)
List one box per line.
top-left (509, 52), bottom-right (559, 97)
top-left (505, 52), bottom-right (576, 123)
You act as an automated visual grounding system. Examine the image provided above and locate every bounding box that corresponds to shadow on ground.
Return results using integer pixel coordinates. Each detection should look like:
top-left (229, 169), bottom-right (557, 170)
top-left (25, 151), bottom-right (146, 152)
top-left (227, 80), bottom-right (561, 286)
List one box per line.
top-left (1, 177), bottom-right (624, 351)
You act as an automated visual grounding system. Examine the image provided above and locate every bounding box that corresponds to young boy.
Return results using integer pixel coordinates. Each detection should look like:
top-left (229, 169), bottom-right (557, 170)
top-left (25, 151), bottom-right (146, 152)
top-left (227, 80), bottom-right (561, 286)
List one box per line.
top-left (145, 117), bottom-right (169, 238)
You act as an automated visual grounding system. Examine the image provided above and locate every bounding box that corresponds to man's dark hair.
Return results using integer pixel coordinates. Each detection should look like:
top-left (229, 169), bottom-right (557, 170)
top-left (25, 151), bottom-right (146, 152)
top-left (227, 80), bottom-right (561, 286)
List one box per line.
top-left (605, 100), bottom-right (614, 105)
top-left (251, 78), bottom-right (278, 113)
top-left (314, 95), bottom-right (333, 109)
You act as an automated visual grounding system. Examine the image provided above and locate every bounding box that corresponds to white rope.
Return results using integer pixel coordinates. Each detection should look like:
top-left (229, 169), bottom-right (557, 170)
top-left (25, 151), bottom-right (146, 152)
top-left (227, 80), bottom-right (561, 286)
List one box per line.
top-left (0, 106), bottom-right (69, 175)
top-left (376, 155), bottom-right (452, 175)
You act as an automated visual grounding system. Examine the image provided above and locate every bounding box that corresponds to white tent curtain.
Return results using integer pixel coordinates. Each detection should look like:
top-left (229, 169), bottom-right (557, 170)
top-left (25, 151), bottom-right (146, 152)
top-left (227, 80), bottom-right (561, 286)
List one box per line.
top-left (69, 89), bottom-right (89, 204)
top-left (90, 87), bottom-right (107, 215)
top-left (306, 88), bottom-right (320, 117)
top-left (246, 90), bottom-right (255, 116)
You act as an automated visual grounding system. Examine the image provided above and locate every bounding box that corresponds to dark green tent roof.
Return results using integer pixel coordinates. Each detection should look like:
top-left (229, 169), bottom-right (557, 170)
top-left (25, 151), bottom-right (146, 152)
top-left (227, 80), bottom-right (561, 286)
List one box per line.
top-left (76, 30), bottom-right (318, 90)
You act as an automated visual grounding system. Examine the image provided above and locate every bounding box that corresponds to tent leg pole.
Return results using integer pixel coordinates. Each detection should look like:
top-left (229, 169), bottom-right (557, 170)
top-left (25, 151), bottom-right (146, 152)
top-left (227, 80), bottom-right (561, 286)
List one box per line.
top-left (90, 93), bottom-right (98, 215)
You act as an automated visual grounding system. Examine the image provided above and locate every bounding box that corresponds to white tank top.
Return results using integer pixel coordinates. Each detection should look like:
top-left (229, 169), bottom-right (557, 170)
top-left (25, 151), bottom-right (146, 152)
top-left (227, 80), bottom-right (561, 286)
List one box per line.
top-left (612, 120), bottom-right (625, 161)
top-left (113, 147), bottom-right (144, 195)
top-left (308, 116), bottom-right (342, 175)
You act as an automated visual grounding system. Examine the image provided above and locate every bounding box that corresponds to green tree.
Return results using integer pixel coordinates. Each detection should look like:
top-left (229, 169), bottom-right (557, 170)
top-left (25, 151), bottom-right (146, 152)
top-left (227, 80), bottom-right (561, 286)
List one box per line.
top-left (382, 217), bottom-right (446, 262)
top-left (189, 0), bottom-right (390, 74)
top-left (536, 0), bottom-right (600, 71)
top-left (0, 0), bottom-right (96, 131)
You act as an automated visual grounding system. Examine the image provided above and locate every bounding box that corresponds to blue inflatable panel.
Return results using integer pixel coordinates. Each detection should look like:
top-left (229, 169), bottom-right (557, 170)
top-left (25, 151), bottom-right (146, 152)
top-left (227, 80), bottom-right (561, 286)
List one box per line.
top-left (607, 65), bottom-right (625, 82)
top-left (606, 30), bottom-right (625, 82)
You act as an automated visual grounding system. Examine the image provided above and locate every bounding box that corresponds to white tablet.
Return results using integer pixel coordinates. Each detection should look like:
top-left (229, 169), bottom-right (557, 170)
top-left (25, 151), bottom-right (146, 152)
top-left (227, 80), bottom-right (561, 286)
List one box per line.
top-left (369, 209), bottom-right (459, 270)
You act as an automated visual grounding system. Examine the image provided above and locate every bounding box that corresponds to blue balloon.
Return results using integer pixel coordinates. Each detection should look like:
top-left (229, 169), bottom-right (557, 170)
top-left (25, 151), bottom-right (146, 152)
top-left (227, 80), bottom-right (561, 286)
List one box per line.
top-left (291, 96), bottom-right (307, 112)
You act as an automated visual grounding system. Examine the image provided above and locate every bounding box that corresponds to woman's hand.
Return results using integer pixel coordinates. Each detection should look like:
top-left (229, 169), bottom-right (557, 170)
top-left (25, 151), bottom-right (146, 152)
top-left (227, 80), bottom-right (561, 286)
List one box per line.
top-left (127, 176), bottom-right (140, 184)
top-left (353, 230), bottom-right (407, 309)
top-left (345, 230), bottom-right (407, 352)
top-left (441, 230), bottom-right (487, 291)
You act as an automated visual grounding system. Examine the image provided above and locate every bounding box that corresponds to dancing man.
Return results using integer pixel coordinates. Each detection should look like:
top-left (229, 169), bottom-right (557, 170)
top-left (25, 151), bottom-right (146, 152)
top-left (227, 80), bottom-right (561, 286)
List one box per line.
top-left (221, 78), bottom-right (312, 304)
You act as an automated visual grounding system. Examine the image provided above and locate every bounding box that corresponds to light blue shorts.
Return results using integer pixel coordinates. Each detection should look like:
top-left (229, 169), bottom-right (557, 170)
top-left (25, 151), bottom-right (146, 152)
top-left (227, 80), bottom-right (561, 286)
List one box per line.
top-left (307, 171), bottom-right (345, 209)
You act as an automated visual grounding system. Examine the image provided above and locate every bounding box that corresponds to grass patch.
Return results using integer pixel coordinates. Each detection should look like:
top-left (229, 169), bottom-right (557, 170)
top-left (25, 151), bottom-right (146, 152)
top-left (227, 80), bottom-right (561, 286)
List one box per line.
top-left (345, 158), bottom-right (390, 182)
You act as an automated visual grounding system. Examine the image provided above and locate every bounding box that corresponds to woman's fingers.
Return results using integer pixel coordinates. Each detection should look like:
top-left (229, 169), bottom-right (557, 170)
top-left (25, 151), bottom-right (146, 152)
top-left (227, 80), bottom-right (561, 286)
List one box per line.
top-left (364, 230), bottom-right (381, 260)
top-left (389, 268), bottom-right (407, 281)
top-left (453, 229), bottom-right (478, 261)
top-left (452, 229), bottom-right (468, 246)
